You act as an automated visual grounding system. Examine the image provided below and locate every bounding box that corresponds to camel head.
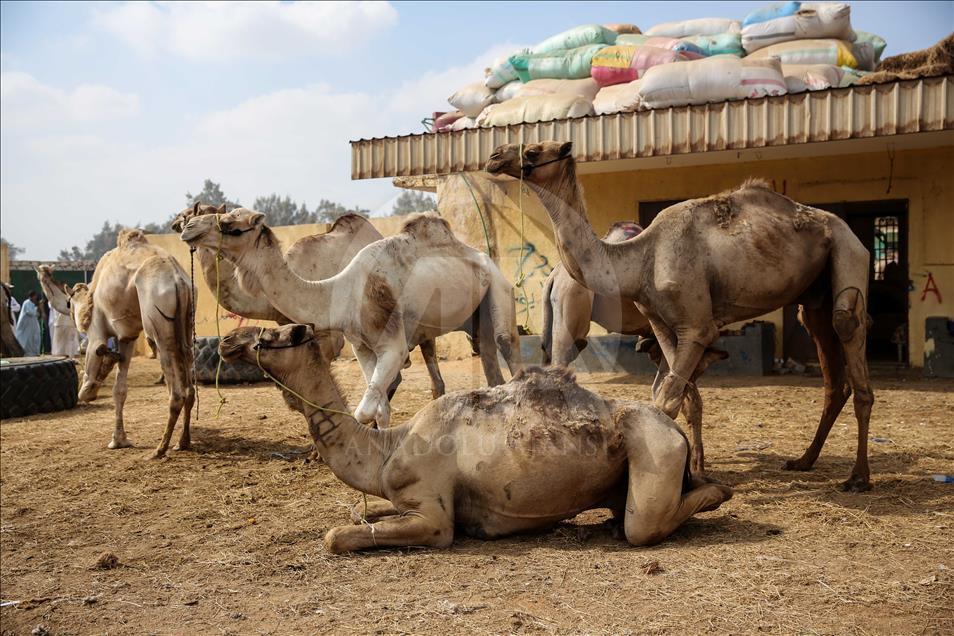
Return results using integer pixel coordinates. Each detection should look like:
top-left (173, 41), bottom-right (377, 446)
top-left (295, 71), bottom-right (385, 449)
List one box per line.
top-left (170, 202), bottom-right (226, 233)
top-left (35, 265), bottom-right (72, 315)
top-left (179, 207), bottom-right (270, 260)
top-left (66, 283), bottom-right (92, 334)
top-left (485, 141), bottom-right (574, 183)
top-left (221, 324), bottom-right (322, 390)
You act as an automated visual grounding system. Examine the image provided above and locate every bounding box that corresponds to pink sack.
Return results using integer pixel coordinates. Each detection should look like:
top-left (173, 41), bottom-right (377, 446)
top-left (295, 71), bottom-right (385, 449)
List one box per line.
top-left (591, 45), bottom-right (688, 87)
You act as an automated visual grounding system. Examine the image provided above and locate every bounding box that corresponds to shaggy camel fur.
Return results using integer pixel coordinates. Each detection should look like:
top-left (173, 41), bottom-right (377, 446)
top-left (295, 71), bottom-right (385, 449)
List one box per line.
top-left (857, 33), bottom-right (954, 85)
top-left (1, 283), bottom-right (24, 357)
top-left (172, 204), bottom-right (463, 400)
top-left (487, 141), bottom-right (875, 491)
top-left (181, 210), bottom-right (520, 427)
top-left (220, 324), bottom-right (733, 552)
top-left (48, 231), bottom-right (195, 457)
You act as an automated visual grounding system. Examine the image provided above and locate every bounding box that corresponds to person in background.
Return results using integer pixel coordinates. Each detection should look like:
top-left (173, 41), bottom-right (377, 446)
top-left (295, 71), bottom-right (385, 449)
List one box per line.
top-left (8, 291), bottom-right (20, 325)
top-left (50, 303), bottom-right (80, 356)
top-left (38, 296), bottom-right (52, 354)
top-left (15, 290), bottom-right (42, 356)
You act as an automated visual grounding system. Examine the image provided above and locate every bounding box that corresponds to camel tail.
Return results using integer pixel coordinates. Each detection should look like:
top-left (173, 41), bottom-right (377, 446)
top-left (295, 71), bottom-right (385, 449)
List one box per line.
top-left (540, 270), bottom-right (555, 365)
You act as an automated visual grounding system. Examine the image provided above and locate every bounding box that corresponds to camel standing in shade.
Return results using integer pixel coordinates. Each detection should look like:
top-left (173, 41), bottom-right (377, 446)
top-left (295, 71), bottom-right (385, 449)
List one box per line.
top-left (181, 210), bottom-right (520, 428)
top-left (41, 231), bottom-right (195, 457)
top-left (220, 324), bottom-right (733, 552)
top-left (487, 141), bottom-right (874, 491)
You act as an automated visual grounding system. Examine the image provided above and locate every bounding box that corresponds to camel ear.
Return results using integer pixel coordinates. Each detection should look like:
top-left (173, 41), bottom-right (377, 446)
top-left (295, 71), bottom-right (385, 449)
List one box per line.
top-left (217, 203), bottom-right (228, 214)
top-left (193, 201), bottom-right (201, 214)
top-left (289, 324), bottom-right (309, 345)
top-left (559, 141), bottom-right (573, 158)
top-left (249, 212), bottom-right (266, 226)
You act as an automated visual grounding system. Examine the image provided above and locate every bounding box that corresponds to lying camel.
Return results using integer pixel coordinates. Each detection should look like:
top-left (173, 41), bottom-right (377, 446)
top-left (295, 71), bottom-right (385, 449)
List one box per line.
top-left (488, 141), bottom-right (874, 491)
top-left (172, 204), bottom-right (474, 400)
top-left (181, 210), bottom-right (520, 427)
top-left (41, 231), bottom-right (195, 456)
top-left (220, 324), bottom-right (733, 552)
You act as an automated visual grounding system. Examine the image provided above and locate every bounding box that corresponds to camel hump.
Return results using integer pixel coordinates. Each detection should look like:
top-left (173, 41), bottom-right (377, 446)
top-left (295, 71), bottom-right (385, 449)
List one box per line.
top-left (330, 213), bottom-right (370, 233)
top-left (603, 221), bottom-right (642, 243)
top-left (117, 228), bottom-right (147, 248)
top-left (736, 177), bottom-right (773, 192)
top-left (399, 213), bottom-right (457, 244)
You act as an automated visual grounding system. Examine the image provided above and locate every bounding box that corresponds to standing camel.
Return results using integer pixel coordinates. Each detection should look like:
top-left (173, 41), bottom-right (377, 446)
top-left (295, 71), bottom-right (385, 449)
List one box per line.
top-left (181, 210), bottom-right (520, 428)
top-left (487, 141), bottom-right (875, 491)
top-left (172, 204), bottom-right (459, 399)
top-left (220, 324), bottom-right (733, 552)
top-left (42, 230), bottom-right (195, 457)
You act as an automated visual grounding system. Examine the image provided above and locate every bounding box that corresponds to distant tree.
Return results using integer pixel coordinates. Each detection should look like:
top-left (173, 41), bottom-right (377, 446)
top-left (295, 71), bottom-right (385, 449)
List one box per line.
top-left (391, 190), bottom-right (437, 216)
top-left (0, 238), bottom-right (25, 259)
top-left (58, 221), bottom-right (125, 262)
top-left (253, 194), bottom-right (313, 226)
top-left (313, 199), bottom-right (369, 224)
top-left (186, 179), bottom-right (239, 210)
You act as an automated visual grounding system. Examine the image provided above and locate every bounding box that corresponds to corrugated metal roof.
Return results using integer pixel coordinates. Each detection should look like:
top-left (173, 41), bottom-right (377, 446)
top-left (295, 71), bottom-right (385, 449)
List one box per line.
top-left (351, 76), bottom-right (954, 180)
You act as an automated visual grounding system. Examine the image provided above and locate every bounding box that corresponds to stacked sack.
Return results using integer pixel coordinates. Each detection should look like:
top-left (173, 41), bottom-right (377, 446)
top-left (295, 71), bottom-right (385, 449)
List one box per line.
top-left (438, 5), bottom-right (884, 130)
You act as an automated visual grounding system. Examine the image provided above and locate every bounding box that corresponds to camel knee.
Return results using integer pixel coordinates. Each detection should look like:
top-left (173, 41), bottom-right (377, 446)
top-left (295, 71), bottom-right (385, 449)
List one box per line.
top-left (494, 333), bottom-right (512, 363)
top-left (832, 309), bottom-right (861, 342)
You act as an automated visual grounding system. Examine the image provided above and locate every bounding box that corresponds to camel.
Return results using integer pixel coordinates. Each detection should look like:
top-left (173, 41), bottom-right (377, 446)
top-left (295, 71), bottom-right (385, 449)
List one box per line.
top-left (487, 141), bottom-right (875, 491)
top-left (1, 283), bottom-right (24, 357)
top-left (181, 210), bottom-right (521, 428)
top-left (44, 230), bottom-right (195, 457)
top-left (171, 204), bottom-right (457, 399)
top-left (220, 323), bottom-right (733, 552)
top-left (541, 223), bottom-right (728, 482)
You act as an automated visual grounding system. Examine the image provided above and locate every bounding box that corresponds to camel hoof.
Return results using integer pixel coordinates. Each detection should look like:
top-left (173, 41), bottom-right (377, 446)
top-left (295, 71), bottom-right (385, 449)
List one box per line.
top-left (839, 476), bottom-right (872, 493)
top-left (108, 439), bottom-right (133, 450)
top-left (150, 450), bottom-right (167, 460)
top-left (697, 484), bottom-right (734, 513)
top-left (782, 458), bottom-right (813, 472)
top-left (174, 442), bottom-right (191, 452)
top-left (323, 527), bottom-right (350, 554)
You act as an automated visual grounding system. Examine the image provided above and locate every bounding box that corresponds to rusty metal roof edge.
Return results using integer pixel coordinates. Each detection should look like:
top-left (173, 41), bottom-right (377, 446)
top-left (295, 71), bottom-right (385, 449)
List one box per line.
top-left (350, 76), bottom-right (953, 145)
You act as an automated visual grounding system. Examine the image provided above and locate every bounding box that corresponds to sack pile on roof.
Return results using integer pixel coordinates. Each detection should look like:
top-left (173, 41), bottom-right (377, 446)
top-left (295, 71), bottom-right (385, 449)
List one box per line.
top-left (433, 2), bottom-right (888, 131)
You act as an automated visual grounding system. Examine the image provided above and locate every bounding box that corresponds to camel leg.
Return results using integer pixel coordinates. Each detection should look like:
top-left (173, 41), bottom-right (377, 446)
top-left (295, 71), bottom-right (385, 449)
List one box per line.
top-left (485, 276), bottom-right (521, 375)
top-left (654, 325), bottom-right (715, 420)
top-left (620, 407), bottom-right (732, 546)
top-left (833, 288), bottom-right (874, 492)
top-left (350, 497), bottom-right (399, 524)
top-left (153, 343), bottom-right (193, 458)
top-left (324, 501), bottom-right (453, 553)
top-left (477, 295), bottom-right (505, 386)
top-left (107, 341), bottom-right (137, 450)
top-left (681, 384), bottom-right (707, 486)
top-left (355, 336), bottom-right (407, 428)
top-left (783, 304), bottom-right (851, 473)
top-left (419, 339), bottom-right (446, 398)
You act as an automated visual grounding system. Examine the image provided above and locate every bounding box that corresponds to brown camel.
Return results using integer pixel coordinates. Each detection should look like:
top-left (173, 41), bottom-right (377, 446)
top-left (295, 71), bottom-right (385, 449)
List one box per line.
top-left (487, 141), bottom-right (875, 491)
top-left (181, 210), bottom-right (521, 428)
top-left (220, 324), bottom-right (733, 552)
top-left (171, 204), bottom-right (457, 399)
top-left (1, 283), bottom-right (24, 357)
top-left (46, 230), bottom-right (195, 457)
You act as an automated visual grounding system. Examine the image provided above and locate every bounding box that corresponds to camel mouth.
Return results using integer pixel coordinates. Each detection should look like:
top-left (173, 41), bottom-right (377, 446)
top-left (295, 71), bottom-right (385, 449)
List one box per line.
top-left (179, 220), bottom-right (210, 244)
top-left (218, 336), bottom-right (252, 364)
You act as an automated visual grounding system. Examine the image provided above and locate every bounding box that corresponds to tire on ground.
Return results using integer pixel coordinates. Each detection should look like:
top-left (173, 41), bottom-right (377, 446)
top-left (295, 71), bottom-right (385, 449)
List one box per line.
top-left (193, 336), bottom-right (266, 385)
top-left (1, 356), bottom-right (79, 419)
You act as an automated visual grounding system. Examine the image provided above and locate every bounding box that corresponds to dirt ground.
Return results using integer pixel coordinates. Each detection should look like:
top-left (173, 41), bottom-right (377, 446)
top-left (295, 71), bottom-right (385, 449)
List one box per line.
top-left (1, 355), bottom-right (952, 635)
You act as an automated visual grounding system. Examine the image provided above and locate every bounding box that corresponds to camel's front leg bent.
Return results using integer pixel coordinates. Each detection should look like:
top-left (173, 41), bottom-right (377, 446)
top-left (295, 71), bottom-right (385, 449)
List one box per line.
top-left (354, 336), bottom-right (407, 428)
top-left (620, 407), bottom-right (732, 546)
top-left (325, 502), bottom-right (453, 553)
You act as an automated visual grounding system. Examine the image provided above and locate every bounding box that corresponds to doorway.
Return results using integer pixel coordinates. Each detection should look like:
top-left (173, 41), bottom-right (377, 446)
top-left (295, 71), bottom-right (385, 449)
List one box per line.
top-left (783, 200), bottom-right (910, 364)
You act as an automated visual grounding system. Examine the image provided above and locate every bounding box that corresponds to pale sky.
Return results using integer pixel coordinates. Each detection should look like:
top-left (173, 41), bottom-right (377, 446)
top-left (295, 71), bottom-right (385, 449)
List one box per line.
top-left (2, 0), bottom-right (952, 259)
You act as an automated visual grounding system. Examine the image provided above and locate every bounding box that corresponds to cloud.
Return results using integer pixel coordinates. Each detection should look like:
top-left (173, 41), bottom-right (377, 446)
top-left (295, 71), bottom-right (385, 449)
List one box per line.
top-left (0, 70), bottom-right (139, 131)
top-left (93, 1), bottom-right (399, 61)
top-left (0, 43), bottom-right (513, 258)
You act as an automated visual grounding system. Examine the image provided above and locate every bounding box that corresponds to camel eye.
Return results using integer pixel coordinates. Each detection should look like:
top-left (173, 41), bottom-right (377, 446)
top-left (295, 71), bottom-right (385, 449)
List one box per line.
top-left (525, 150), bottom-right (539, 162)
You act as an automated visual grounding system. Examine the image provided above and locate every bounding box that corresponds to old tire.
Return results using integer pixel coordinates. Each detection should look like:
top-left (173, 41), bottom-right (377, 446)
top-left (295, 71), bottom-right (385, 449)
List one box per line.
top-left (1, 356), bottom-right (79, 419)
top-left (193, 336), bottom-right (266, 385)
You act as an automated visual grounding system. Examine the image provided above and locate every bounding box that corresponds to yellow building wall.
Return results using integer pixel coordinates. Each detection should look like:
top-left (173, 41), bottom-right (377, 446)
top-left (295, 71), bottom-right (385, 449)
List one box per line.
top-left (437, 146), bottom-right (953, 367)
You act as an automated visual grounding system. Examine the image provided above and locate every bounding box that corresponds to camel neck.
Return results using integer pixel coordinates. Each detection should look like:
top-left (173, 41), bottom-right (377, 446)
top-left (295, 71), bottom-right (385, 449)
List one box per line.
top-left (282, 363), bottom-right (404, 498)
top-left (196, 247), bottom-right (284, 322)
top-left (527, 170), bottom-right (646, 300)
top-left (233, 234), bottom-right (346, 330)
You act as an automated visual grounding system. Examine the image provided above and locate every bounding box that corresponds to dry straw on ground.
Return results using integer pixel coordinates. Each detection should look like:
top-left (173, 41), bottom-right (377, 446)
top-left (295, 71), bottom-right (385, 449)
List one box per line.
top-left (1, 356), bottom-right (951, 634)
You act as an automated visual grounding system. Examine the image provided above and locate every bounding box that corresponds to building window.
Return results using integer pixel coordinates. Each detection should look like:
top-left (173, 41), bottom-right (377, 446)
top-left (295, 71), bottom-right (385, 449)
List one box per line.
top-left (873, 216), bottom-right (900, 281)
